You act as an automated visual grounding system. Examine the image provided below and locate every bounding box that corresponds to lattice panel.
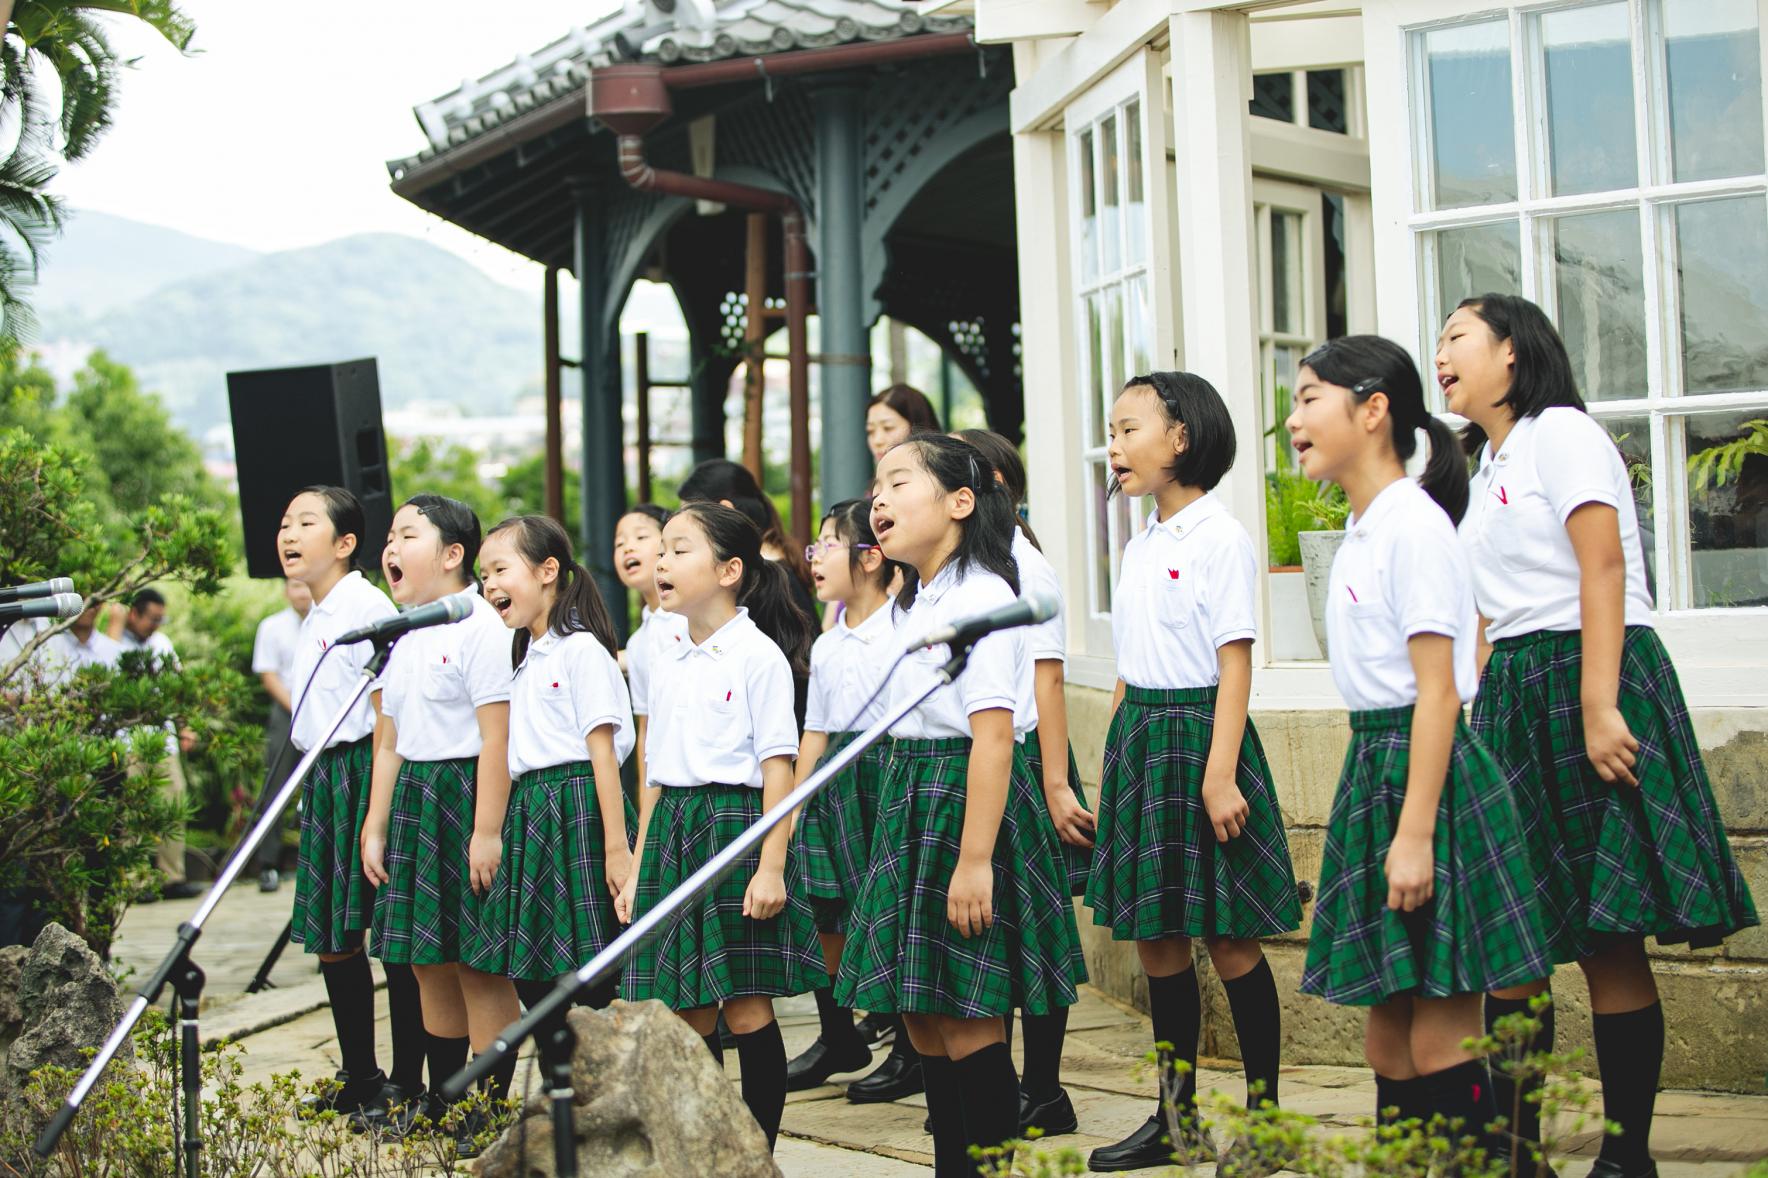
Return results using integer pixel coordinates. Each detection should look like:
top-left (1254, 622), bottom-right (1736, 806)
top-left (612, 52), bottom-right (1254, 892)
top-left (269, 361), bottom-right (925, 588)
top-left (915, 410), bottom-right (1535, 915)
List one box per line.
top-left (713, 86), bottom-right (820, 220)
top-left (862, 56), bottom-right (1012, 220)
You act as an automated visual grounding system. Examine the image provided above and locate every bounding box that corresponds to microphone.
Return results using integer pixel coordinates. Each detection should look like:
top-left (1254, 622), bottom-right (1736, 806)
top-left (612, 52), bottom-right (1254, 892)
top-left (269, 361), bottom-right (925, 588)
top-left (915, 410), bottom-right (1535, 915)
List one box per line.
top-left (0, 593), bottom-right (84, 622)
top-left (333, 592), bottom-right (474, 646)
top-left (918, 592), bottom-right (1060, 650)
top-left (0, 577), bottom-right (75, 604)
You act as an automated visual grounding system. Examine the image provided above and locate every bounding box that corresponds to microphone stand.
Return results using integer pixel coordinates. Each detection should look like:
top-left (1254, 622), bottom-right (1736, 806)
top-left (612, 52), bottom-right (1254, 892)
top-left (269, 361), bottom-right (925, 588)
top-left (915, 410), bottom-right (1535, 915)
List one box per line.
top-left (437, 641), bottom-right (980, 1178)
top-left (34, 642), bottom-right (397, 1173)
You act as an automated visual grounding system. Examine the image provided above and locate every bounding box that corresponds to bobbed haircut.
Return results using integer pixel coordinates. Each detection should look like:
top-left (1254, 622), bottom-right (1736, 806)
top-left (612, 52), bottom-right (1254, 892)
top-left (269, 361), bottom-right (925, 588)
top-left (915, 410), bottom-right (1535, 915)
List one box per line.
top-left (954, 428), bottom-right (1041, 551)
top-left (886, 434), bottom-right (1022, 614)
top-left (671, 501), bottom-right (815, 675)
top-left (293, 484), bottom-right (368, 570)
top-left (868, 383), bottom-right (942, 434)
top-left (483, 514), bottom-right (620, 668)
top-left (821, 497), bottom-right (900, 594)
top-left (401, 492), bottom-right (482, 588)
top-left (1452, 293), bottom-right (1586, 456)
top-left (1115, 371), bottom-right (1237, 493)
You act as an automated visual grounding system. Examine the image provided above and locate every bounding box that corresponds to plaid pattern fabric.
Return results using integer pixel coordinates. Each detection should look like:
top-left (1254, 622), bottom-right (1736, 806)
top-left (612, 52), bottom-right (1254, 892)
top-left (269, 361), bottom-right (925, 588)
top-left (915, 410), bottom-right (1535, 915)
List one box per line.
top-left (1023, 730), bottom-right (1094, 897)
top-left (1301, 707), bottom-right (1551, 1006)
top-left (835, 737), bottom-right (1087, 1018)
top-left (792, 731), bottom-right (890, 930)
top-left (465, 760), bottom-right (637, 981)
top-left (1085, 686), bottom-right (1301, 941)
top-left (291, 738), bottom-right (377, 954)
top-left (1474, 626), bottom-right (1758, 962)
top-left (622, 784), bottom-right (825, 1007)
top-left (372, 757), bottom-right (482, 965)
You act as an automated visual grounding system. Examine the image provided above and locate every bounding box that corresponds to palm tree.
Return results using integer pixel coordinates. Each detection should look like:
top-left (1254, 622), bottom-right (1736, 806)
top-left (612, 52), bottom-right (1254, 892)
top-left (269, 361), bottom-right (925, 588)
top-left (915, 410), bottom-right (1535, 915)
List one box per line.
top-left (0, 1), bottom-right (194, 340)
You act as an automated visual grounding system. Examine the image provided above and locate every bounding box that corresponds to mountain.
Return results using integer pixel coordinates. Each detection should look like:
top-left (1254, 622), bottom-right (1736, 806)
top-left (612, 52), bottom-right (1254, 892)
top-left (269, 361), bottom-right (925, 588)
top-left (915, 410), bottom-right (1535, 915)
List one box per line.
top-left (36, 223), bottom-right (542, 433)
top-left (31, 209), bottom-right (262, 315)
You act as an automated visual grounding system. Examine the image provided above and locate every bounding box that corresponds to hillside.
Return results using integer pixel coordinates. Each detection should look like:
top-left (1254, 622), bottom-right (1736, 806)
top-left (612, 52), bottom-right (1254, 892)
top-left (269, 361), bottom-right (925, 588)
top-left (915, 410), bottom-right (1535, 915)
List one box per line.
top-left (30, 209), bottom-right (262, 315)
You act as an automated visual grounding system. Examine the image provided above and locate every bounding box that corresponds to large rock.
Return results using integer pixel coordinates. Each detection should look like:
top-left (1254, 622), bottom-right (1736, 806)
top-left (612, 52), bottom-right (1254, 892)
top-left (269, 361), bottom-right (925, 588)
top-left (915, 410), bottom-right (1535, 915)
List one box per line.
top-left (1, 923), bottom-right (127, 1103)
top-left (0, 945), bottom-right (27, 1055)
top-left (474, 1000), bottom-right (781, 1178)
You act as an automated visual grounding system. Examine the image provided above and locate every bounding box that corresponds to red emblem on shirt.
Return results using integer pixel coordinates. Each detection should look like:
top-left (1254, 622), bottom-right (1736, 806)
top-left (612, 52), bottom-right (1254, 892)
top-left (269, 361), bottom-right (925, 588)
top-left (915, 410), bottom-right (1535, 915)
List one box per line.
top-left (441, 655), bottom-right (448, 664)
top-left (725, 690), bottom-right (732, 701)
top-left (1167, 568), bottom-right (1180, 580)
top-left (551, 682), bottom-right (559, 689)
top-left (1495, 485), bottom-right (1509, 505)
top-left (1346, 585), bottom-right (1360, 603)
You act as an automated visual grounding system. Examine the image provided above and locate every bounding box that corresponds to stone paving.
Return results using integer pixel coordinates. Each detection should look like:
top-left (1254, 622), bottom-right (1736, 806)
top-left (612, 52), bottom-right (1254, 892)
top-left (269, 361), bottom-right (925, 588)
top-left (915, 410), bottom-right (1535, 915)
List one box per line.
top-left (113, 887), bottom-right (1768, 1176)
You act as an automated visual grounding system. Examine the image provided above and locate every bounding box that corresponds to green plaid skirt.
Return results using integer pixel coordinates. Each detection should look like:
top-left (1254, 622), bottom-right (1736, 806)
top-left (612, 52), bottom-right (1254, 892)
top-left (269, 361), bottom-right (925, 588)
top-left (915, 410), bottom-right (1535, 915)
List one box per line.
top-left (292, 738), bottom-right (376, 954)
top-left (1301, 708), bottom-right (1551, 1006)
top-left (1086, 686), bottom-right (1302, 941)
top-left (835, 737), bottom-right (1088, 1018)
top-left (1473, 626), bottom-right (1758, 962)
top-left (465, 760), bottom-right (638, 981)
top-left (791, 731), bottom-right (890, 930)
top-left (1023, 729), bottom-right (1093, 897)
top-left (622, 784), bottom-right (825, 1007)
top-left (372, 757), bottom-right (484, 965)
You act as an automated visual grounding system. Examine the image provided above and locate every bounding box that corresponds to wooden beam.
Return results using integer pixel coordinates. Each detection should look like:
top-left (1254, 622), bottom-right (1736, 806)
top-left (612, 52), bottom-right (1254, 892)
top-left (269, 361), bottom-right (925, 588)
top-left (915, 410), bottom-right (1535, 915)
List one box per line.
top-left (742, 212), bottom-right (768, 485)
top-left (635, 330), bottom-right (654, 504)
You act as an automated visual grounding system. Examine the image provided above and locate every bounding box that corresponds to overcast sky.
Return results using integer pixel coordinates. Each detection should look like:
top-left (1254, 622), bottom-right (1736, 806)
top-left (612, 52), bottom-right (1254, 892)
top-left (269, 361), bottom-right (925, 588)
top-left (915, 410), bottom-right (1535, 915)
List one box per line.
top-left (50, 1), bottom-right (623, 291)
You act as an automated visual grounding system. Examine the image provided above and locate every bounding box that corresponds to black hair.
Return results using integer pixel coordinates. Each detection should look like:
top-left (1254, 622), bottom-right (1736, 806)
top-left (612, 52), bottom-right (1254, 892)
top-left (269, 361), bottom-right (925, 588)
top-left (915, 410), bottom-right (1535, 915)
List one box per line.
top-left (293, 484), bottom-right (368, 570)
top-left (129, 587), bottom-right (166, 611)
top-left (483, 514), bottom-right (620, 668)
top-left (868, 383), bottom-right (943, 434)
top-left (821, 498), bottom-right (900, 595)
top-left (677, 459), bottom-right (814, 592)
top-left (401, 493), bottom-right (482, 589)
top-left (1113, 371), bottom-right (1237, 494)
top-left (887, 434), bottom-right (1022, 614)
top-left (954, 428), bottom-right (1042, 551)
top-left (673, 502), bottom-right (814, 675)
top-left (620, 503), bottom-right (671, 530)
top-left (1452, 293), bottom-right (1586, 457)
top-left (1300, 335), bottom-right (1470, 525)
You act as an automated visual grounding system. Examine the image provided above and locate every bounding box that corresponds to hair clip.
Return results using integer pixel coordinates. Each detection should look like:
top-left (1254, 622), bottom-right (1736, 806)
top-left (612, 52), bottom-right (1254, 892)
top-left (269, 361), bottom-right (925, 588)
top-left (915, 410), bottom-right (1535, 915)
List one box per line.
top-left (1351, 377), bottom-right (1383, 397)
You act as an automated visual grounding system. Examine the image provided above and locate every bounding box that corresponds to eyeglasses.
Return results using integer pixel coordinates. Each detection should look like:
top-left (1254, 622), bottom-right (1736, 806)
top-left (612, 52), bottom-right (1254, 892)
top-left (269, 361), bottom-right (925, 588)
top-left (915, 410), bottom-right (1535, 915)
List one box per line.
top-left (804, 540), bottom-right (878, 562)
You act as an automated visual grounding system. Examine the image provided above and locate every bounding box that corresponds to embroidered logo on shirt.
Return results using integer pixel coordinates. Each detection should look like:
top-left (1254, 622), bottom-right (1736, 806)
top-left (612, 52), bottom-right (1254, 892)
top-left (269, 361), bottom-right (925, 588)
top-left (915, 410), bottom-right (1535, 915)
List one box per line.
top-left (551, 682), bottom-right (559, 689)
top-left (1167, 568), bottom-right (1180, 580)
top-left (1494, 485), bottom-right (1509, 505)
top-left (440, 655), bottom-right (449, 664)
top-left (724, 690), bottom-right (733, 701)
top-left (1345, 585), bottom-right (1360, 603)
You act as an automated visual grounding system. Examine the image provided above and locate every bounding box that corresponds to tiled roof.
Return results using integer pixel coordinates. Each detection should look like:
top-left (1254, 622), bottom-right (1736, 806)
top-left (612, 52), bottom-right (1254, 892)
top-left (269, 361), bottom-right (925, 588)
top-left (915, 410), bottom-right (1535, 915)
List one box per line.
top-left (391, 0), bottom-right (971, 173)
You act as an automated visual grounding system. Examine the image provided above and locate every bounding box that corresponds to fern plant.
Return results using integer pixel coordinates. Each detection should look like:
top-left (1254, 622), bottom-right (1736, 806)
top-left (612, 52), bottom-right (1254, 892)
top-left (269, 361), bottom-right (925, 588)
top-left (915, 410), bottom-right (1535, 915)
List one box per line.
top-left (1688, 417), bottom-right (1768, 493)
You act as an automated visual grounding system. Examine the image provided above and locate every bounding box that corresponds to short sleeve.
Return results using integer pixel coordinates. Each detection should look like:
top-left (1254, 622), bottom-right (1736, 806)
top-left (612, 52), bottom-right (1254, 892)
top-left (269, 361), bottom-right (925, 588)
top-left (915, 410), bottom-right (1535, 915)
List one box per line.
top-left (1017, 547), bottom-right (1067, 664)
top-left (460, 615), bottom-right (514, 708)
top-left (1534, 409), bottom-right (1625, 524)
top-left (747, 646), bottom-right (802, 760)
top-left (803, 634), bottom-right (834, 733)
top-left (568, 638), bottom-right (632, 740)
top-left (1204, 524), bottom-right (1260, 648)
top-left (1389, 511), bottom-right (1470, 641)
top-left (250, 617), bottom-right (281, 674)
top-left (627, 630), bottom-right (652, 717)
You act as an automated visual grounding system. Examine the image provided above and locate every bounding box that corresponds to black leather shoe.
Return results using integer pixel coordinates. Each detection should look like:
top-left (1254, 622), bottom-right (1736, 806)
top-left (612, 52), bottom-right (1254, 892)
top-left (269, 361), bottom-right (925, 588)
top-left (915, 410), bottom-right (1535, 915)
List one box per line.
top-left (301, 1068), bottom-right (387, 1117)
top-left (1019, 1086), bottom-right (1079, 1136)
top-left (786, 1036), bottom-right (874, 1091)
top-left (1088, 1114), bottom-right (1216, 1172)
top-left (350, 1080), bottom-right (426, 1135)
top-left (161, 880), bottom-right (205, 900)
top-left (844, 1050), bottom-right (924, 1103)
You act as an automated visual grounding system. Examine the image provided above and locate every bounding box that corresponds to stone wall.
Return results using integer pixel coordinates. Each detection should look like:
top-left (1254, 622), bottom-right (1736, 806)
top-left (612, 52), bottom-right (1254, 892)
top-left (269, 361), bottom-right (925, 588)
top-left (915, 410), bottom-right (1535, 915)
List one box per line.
top-left (1065, 685), bottom-right (1768, 1094)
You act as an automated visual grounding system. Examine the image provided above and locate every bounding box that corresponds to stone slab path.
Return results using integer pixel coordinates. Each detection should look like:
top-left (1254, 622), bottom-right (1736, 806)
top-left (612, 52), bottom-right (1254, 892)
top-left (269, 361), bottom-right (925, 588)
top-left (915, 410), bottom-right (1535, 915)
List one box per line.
top-left (112, 887), bottom-right (1768, 1175)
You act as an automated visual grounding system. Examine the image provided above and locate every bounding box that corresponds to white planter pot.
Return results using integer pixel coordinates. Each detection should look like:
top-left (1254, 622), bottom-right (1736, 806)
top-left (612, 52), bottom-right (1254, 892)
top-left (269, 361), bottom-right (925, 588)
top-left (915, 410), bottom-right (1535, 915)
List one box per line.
top-left (1267, 570), bottom-right (1322, 661)
top-left (1299, 529), bottom-right (1346, 659)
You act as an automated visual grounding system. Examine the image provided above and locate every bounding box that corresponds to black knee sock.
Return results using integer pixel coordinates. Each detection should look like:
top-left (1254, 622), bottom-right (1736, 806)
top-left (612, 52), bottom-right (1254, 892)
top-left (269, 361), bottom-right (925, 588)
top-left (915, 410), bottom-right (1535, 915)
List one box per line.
top-left (382, 961), bottom-right (425, 1091)
top-left (472, 1051), bottom-right (519, 1106)
top-left (1593, 1002), bottom-right (1663, 1169)
top-left (1375, 1073), bottom-right (1409, 1124)
top-left (921, 1054), bottom-right (971, 1177)
top-left (1420, 1059), bottom-right (1500, 1152)
top-left (814, 983), bottom-right (863, 1050)
top-left (733, 1022), bottom-right (788, 1149)
top-left (1221, 956), bottom-right (1281, 1110)
top-left (580, 978), bottom-right (617, 1010)
top-left (702, 1031), bottom-right (726, 1069)
top-left (884, 1017), bottom-right (916, 1062)
top-left (955, 1041), bottom-right (1020, 1159)
top-left (1485, 991), bottom-right (1554, 1148)
top-left (425, 1032), bottom-right (470, 1096)
top-left (1019, 1008), bottom-right (1068, 1101)
top-left (319, 951), bottom-right (379, 1079)
top-left (1146, 965), bottom-right (1201, 1118)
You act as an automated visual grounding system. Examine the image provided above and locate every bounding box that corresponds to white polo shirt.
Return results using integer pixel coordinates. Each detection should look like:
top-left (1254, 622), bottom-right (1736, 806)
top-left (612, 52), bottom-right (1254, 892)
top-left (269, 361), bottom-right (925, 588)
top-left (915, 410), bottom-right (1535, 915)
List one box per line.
top-left (252, 606), bottom-right (302, 685)
top-left (1459, 407), bottom-right (1656, 641)
top-left (804, 597), bottom-right (900, 734)
top-left (289, 571), bottom-right (397, 752)
top-left (888, 561), bottom-right (1037, 741)
top-left (1012, 530), bottom-right (1066, 664)
top-left (1325, 477), bottom-right (1479, 712)
top-left (379, 588), bottom-right (512, 762)
top-left (0, 620), bottom-right (121, 689)
top-left (1112, 493), bottom-right (1259, 690)
top-left (625, 605), bottom-right (686, 718)
top-left (508, 628), bottom-right (634, 777)
top-left (644, 607), bottom-right (799, 788)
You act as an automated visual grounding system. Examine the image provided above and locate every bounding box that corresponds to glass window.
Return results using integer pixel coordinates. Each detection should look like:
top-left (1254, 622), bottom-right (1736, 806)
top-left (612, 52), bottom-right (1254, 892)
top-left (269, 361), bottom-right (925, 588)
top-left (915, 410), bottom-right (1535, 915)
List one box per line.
top-left (1664, 0), bottom-right (1765, 183)
top-left (1603, 414), bottom-right (1659, 598)
top-left (1270, 211), bottom-right (1305, 336)
top-left (1126, 98), bottom-right (1146, 263)
top-left (1078, 128), bottom-right (1097, 283)
top-left (1541, 4), bottom-right (1637, 196)
top-left (1100, 112), bottom-right (1121, 276)
top-left (1307, 70), bottom-right (1348, 133)
top-left (1323, 192), bottom-right (1348, 340)
top-left (1675, 196), bottom-right (1768, 395)
top-left (1431, 220), bottom-right (1521, 318)
top-left (1251, 73), bottom-right (1294, 122)
top-left (1685, 410), bottom-right (1768, 607)
top-left (1551, 209), bottom-right (1647, 401)
top-left (1425, 20), bottom-right (1517, 209)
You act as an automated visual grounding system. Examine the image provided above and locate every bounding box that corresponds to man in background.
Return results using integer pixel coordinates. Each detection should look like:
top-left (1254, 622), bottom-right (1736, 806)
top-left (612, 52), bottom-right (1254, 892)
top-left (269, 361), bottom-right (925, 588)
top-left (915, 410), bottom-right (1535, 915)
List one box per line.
top-left (114, 588), bottom-right (203, 901)
top-left (248, 578), bottom-right (311, 892)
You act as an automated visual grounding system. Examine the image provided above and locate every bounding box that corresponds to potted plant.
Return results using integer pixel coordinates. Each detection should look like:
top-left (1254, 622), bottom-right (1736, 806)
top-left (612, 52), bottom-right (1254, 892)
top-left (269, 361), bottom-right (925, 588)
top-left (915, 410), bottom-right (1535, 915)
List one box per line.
top-left (1266, 468), bottom-right (1349, 657)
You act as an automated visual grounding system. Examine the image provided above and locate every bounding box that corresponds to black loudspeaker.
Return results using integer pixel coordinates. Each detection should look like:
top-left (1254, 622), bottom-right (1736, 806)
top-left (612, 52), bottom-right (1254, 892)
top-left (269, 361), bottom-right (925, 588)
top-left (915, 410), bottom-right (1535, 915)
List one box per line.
top-left (227, 358), bottom-right (392, 579)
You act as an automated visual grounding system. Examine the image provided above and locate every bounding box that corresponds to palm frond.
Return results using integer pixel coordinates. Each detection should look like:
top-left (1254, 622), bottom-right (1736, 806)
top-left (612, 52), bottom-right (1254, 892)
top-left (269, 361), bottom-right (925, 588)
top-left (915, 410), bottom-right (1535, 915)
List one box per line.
top-left (36, 15), bottom-right (119, 160)
top-left (66, 0), bottom-right (196, 52)
top-left (0, 237), bottom-right (43, 344)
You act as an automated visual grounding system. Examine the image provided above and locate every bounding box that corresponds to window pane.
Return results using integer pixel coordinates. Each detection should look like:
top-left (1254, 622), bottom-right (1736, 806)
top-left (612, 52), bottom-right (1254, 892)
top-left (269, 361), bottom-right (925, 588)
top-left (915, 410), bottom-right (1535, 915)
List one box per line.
top-left (1271, 210), bottom-right (1305, 336)
top-left (1675, 196), bottom-right (1768, 395)
top-left (1078, 128), bottom-right (1097, 283)
top-left (1125, 99), bottom-right (1147, 263)
top-left (1551, 209), bottom-right (1647, 401)
top-left (1307, 69), bottom-right (1348, 133)
top-left (1085, 294), bottom-right (1105, 448)
top-left (1100, 112), bottom-right (1121, 275)
top-left (1271, 343), bottom-right (1304, 473)
top-left (1104, 285), bottom-right (1126, 396)
top-left (1323, 192), bottom-right (1348, 340)
top-left (1685, 410), bottom-right (1768, 607)
top-left (1540, 3), bottom-right (1637, 196)
top-left (1665, 0), bottom-right (1765, 183)
top-left (1088, 461), bottom-right (1114, 611)
top-left (1424, 20), bottom-right (1518, 209)
top-left (1599, 414), bottom-right (1658, 598)
top-left (1125, 273), bottom-right (1152, 379)
top-left (1430, 220), bottom-right (1521, 326)
top-left (1251, 72), bottom-right (1294, 122)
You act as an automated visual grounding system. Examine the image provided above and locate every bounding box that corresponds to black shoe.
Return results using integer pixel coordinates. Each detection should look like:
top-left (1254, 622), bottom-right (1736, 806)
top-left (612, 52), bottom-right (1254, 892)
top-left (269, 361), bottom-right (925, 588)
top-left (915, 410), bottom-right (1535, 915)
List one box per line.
top-left (1586, 1160), bottom-right (1655, 1178)
top-left (786, 1036), bottom-right (874, 1091)
top-left (258, 868), bottom-right (281, 893)
top-left (1088, 1114), bottom-right (1216, 1172)
top-left (349, 1080), bottom-right (426, 1135)
top-left (301, 1068), bottom-right (387, 1117)
top-left (161, 880), bottom-right (205, 900)
top-left (451, 1104), bottom-right (502, 1160)
top-left (844, 1050), bottom-right (924, 1103)
top-left (855, 1011), bottom-right (895, 1046)
top-left (1019, 1086), bottom-right (1079, 1136)
top-left (923, 1112), bottom-right (932, 1133)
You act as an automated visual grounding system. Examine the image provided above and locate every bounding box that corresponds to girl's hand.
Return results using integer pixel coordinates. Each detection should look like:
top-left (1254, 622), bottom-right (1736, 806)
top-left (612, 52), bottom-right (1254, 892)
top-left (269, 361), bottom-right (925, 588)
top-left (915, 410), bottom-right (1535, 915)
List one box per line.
top-left (614, 870), bottom-right (638, 925)
top-left (1044, 784), bottom-right (1096, 848)
top-left (946, 858), bottom-right (994, 937)
top-left (743, 866), bottom-right (786, 920)
top-left (360, 829), bottom-right (389, 888)
top-left (604, 844), bottom-right (633, 898)
top-left (1583, 704), bottom-right (1640, 787)
top-left (468, 831), bottom-right (503, 895)
top-left (1384, 832), bottom-right (1434, 911)
top-left (1201, 773), bottom-right (1250, 843)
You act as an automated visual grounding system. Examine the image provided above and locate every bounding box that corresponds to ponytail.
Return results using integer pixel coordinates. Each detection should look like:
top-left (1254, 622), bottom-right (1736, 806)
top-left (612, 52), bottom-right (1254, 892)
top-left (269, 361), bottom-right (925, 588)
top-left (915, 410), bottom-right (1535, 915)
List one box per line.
top-left (485, 515), bottom-right (620, 668)
top-left (954, 428), bottom-right (1043, 551)
top-left (674, 502), bottom-right (814, 675)
top-left (1419, 416), bottom-right (1470, 526)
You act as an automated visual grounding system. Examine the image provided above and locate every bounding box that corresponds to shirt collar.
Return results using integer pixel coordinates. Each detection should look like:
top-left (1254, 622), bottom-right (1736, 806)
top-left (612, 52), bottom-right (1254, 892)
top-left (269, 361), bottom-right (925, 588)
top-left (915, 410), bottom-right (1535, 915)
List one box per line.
top-left (309, 570), bottom-right (363, 616)
top-left (669, 607), bottom-right (752, 660)
top-left (1477, 414), bottom-right (1535, 474)
top-left (1145, 492), bottom-right (1226, 539)
top-left (915, 560), bottom-right (963, 608)
top-left (837, 598), bottom-right (895, 644)
top-left (1346, 477), bottom-right (1413, 539)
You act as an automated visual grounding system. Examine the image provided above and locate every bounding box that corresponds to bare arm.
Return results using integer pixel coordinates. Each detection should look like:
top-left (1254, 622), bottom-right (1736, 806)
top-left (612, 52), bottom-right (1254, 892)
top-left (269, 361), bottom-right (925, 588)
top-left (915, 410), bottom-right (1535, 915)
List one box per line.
top-left (795, 730), bottom-right (829, 786)
top-left (742, 754), bottom-right (797, 919)
top-left (260, 670), bottom-right (293, 713)
top-left (1475, 614), bottom-right (1493, 678)
top-left (467, 701), bottom-right (513, 895)
top-left (617, 780), bottom-right (662, 923)
top-left (361, 710), bottom-right (403, 886)
top-left (585, 724), bottom-right (631, 896)
top-left (948, 707), bottom-right (1014, 937)
top-left (1199, 639), bottom-right (1254, 842)
top-left (1386, 633), bottom-right (1459, 912)
top-left (1034, 658), bottom-right (1093, 846)
top-left (1566, 502), bottom-right (1640, 787)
